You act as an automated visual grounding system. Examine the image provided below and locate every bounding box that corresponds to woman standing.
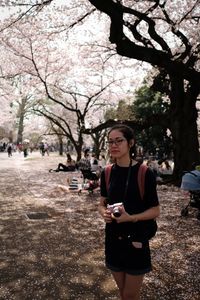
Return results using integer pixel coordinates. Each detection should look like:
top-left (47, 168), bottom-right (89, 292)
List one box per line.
top-left (99, 124), bottom-right (160, 300)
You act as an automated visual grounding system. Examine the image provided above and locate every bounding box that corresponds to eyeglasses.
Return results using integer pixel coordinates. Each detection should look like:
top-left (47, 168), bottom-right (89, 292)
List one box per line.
top-left (106, 138), bottom-right (126, 146)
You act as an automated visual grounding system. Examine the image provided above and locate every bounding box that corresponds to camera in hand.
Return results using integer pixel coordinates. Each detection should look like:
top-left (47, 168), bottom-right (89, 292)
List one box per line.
top-left (107, 202), bottom-right (123, 217)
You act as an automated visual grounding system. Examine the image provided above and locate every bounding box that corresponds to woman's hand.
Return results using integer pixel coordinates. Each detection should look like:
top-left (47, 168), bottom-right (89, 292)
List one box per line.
top-left (103, 209), bottom-right (113, 223)
top-left (98, 197), bottom-right (113, 223)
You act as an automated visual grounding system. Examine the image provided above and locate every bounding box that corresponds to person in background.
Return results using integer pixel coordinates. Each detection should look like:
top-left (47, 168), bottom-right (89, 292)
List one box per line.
top-left (23, 144), bottom-right (28, 158)
top-left (7, 143), bottom-right (13, 157)
top-left (44, 142), bottom-right (49, 156)
top-left (39, 142), bottom-right (45, 156)
top-left (91, 154), bottom-right (99, 171)
top-left (77, 149), bottom-right (91, 171)
top-left (99, 154), bottom-right (107, 169)
top-left (160, 160), bottom-right (173, 175)
top-left (156, 159), bottom-right (173, 182)
top-left (90, 154), bottom-right (102, 178)
top-left (146, 159), bottom-right (159, 178)
top-left (99, 124), bottom-right (160, 300)
top-left (49, 153), bottom-right (76, 172)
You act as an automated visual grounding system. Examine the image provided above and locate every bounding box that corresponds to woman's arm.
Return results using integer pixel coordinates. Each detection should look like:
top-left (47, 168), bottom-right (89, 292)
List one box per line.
top-left (130, 205), bottom-right (160, 222)
top-left (113, 205), bottom-right (160, 223)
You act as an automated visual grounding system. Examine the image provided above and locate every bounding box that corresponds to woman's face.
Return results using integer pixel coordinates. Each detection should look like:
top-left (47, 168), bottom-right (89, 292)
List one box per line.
top-left (108, 129), bottom-right (131, 160)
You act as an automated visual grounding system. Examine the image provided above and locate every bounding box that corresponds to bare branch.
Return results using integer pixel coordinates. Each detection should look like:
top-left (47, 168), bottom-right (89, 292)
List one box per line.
top-left (0, 1), bottom-right (53, 33)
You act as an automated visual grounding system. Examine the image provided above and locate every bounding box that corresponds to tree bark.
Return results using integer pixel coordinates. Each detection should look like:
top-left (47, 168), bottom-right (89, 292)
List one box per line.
top-left (58, 135), bottom-right (63, 156)
top-left (16, 98), bottom-right (27, 144)
top-left (17, 114), bottom-right (24, 144)
top-left (169, 74), bottom-right (200, 178)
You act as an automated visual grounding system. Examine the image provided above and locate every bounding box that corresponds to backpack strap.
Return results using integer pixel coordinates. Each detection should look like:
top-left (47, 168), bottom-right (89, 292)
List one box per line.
top-left (104, 164), bottom-right (113, 193)
top-left (138, 163), bottom-right (148, 200)
top-left (104, 163), bottom-right (148, 200)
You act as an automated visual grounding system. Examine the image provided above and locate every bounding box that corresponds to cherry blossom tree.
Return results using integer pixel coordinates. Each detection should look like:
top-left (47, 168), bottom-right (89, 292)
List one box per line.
top-left (3, 1), bottom-right (200, 178)
top-left (0, 1), bottom-right (142, 160)
top-left (0, 72), bottom-right (18, 142)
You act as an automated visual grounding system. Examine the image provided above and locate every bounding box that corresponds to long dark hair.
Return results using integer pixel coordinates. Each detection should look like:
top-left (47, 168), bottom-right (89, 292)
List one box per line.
top-left (66, 153), bottom-right (72, 162)
top-left (108, 124), bottom-right (137, 158)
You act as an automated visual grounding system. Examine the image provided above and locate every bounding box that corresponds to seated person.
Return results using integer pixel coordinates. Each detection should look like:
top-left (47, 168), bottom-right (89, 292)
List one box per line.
top-left (77, 150), bottom-right (101, 181)
top-left (160, 160), bottom-right (173, 175)
top-left (49, 153), bottom-right (76, 172)
top-left (77, 149), bottom-right (91, 171)
top-left (146, 159), bottom-right (159, 177)
top-left (91, 156), bottom-right (102, 178)
top-left (91, 155), bottom-right (99, 172)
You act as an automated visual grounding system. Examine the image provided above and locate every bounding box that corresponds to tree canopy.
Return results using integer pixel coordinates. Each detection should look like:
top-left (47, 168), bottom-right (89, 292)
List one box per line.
top-left (0, 0), bottom-right (200, 179)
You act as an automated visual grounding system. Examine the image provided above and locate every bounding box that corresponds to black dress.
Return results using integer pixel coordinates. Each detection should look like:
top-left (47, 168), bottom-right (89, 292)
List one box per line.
top-left (100, 163), bottom-right (159, 275)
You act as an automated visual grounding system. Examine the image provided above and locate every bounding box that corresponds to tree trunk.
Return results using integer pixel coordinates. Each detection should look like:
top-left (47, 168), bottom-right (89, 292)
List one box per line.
top-left (74, 134), bottom-right (84, 161)
top-left (74, 143), bottom-right (82, 161)
top-left (169, 75), bottom-right (200, 181)
top-left (16, 98), bottom-right (27, 144)
top-left (91, 134), bottom-right (101, 159)
top-left (17, 113), bottom-right (24, 144)
top-left (58, 136), bottom-right (63, 156)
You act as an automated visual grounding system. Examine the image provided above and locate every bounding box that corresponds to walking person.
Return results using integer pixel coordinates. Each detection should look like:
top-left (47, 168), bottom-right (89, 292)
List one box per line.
top-left (99, 124), bottom-right (160, 300)
top-left (23, 144), bottom-right (28, 158)
top-left (7, 143), bottom-right (13, 157)
top-left (39, 142), bottom-right (45, 156)
top-left (44, 142), bottom-right (49, 156)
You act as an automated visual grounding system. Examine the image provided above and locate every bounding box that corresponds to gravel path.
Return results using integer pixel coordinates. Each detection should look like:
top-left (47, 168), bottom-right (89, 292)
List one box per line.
top-left (0, 151), bottom-right (199, 300)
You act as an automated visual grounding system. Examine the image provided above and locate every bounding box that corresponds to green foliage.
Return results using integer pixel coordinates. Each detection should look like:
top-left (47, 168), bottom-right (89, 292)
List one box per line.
top-left (133, 85), bottom-right (169, 119)
top-left (104, 99), bottom-right (134, 121)
top-left (104, 85), bottom-right (172, 158)
top-left (136, 127), bottom-right (173, 158)
top-left (132, 85), bottom-right (172, 157)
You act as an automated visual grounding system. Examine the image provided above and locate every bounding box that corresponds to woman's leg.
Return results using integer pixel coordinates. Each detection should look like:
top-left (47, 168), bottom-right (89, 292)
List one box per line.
top-left (111, 271), bottom-right (144, 300)
top-left (59, 164), bottom-right (69, 171)
top-left (57, 163), bottom-right (63, 171)
top-left (111, 271), bottom-right (126, 299)
top-left (122, 273), bottom-right (144, 300)
top-left (56, 163), bottom-right (68, 172)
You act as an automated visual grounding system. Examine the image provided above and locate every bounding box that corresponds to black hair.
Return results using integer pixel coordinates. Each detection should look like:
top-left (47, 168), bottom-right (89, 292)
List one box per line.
top-left (93, 158), bottom-right (98, 165)
top-left (84, 149), bottom-right (90, 156)
top-left (108, 124), bottom-right (136, 158)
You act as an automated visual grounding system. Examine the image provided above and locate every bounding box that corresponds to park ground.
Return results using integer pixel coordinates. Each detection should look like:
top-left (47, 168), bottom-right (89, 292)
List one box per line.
top-left (0, 151), bottom-right (199, 300)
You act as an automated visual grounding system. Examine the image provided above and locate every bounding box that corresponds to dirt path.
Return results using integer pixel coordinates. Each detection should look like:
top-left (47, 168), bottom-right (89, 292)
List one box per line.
top-left (0, 151), bottom-right (199, 300)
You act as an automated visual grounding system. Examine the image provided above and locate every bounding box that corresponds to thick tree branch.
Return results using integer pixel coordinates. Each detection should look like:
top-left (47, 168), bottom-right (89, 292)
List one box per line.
top-left (87, 0), bottom-right (200, 85)
top-left (83, 112), bottom-right (169, 135)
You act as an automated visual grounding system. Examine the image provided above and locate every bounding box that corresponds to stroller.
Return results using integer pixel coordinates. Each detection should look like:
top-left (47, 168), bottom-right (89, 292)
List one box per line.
top-left (180, 169), bottom-right (200, 220)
